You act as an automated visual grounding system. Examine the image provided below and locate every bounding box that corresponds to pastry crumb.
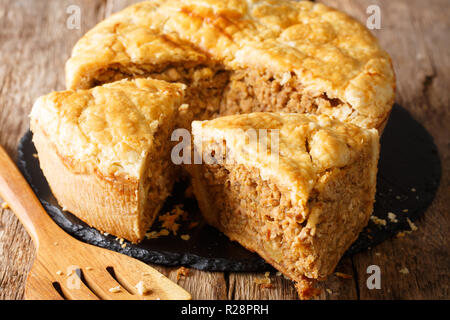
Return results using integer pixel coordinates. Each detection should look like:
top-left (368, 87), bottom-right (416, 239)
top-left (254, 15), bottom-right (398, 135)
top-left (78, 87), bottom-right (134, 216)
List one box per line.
top-left (254, 274), bottom-right (272, 289)
top-left (254, 272), bottom-right (273, 289)
top-left (159, 205), bottom-right (187, 235)
top-left (399, 267), bottom-right (409, 275)
top-left (146, 228), bottom-right (170, 239)
top-left (335, 272), bottom-right (352, 279)
top-left (326, 288), bottom-right (333, 295)
top-left (159, 229), bottom-right (170, 236)
top-left (1, 202), bottom-right (9, 209)
top-left (180, 234), bottom-right (190, 241)
top-left (56, 270), bottom-right (63, 276)
top-left (86, 267), bottom-right (93, 271)
top-left (396, 231), bottom-right (411, 238)
top-left (387, 212), bottom-right (398, 223)
top-left (276, 271), bottom-right (282, 277)
top-left (402, 209), bottom-right (409, 213)
top-left (53, 242), bottom-right (58, 246)
top-left (176, 266), bottom-right (189, 281)
top-left (135, 280), bottom-right (151, 296)
top-left (370, 215), bottom-right (387, 226)
top-left (109, 285), bottom-right (121, 293)
top-left (121, 243), bottom-right (127, 248)
top-left (407, 218), bottom-right (418, 231)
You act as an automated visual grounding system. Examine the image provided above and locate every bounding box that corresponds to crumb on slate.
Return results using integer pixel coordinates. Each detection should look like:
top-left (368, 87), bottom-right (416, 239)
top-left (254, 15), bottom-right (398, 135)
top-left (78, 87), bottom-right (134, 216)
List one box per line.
top-left (181, 234), bottom-right (190, 241)
top-left (388, 212), bottom-right (398, 223)
top-left (370, 215), bottom-right (387, 226)
top-left (407, 218), bottom-right (418, 231)
top-left (146, 228), bottom-right (170, 239)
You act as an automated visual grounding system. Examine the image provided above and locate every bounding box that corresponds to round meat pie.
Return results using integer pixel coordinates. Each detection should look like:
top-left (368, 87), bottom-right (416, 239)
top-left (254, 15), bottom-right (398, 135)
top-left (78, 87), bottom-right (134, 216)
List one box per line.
top-left (31, 0), bottom-right (396, 298)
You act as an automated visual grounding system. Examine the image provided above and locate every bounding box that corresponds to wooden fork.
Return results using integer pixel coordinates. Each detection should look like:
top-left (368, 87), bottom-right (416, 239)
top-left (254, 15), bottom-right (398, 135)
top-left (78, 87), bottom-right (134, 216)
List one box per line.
top-left (0, 145), bottom-right (191, 300)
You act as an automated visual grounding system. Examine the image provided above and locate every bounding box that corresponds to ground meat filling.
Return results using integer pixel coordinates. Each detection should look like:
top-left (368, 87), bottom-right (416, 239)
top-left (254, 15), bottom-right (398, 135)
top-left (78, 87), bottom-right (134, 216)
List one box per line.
top-left (92, 64), bottom-right (352, 125)
top-left (219, 69), bottom-right (346, 117)
top-left (140, 119), bottom-right (177, 231)
top-left (93, 64), bottom-right (231, 124)
top-left (201, 163), bottom-right (310, 279)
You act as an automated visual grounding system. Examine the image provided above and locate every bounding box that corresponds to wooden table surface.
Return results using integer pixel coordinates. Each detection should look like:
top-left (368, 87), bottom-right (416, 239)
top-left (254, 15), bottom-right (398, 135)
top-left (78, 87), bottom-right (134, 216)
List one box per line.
top-left (0, 0), bottom-right (448, 300)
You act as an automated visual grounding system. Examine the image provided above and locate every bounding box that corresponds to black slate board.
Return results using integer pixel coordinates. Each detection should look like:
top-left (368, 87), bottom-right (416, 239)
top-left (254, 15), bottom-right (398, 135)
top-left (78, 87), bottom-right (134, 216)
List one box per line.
top-left (17, 104), bottom-right (441, 271)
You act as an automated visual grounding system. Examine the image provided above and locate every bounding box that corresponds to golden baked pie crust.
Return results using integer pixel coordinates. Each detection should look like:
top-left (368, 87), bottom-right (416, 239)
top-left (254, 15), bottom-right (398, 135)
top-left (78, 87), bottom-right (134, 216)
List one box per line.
top-left (66, 0), bottom-right (395, 130)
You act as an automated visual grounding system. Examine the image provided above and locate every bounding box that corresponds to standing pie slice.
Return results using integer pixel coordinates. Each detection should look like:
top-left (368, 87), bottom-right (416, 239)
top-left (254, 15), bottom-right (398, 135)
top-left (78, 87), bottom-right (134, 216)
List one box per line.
top-left (30, 78), bottom-right (186, 242)
top-left (190, 112), bottom-right (380, 289)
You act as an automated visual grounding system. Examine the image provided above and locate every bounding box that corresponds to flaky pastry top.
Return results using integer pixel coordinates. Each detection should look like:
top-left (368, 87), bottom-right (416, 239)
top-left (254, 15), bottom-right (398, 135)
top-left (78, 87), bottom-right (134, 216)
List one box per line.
top-left (192, 112), bottom-right (379, 207)
top-left (30, 78), bottom-right (185, 179)
top-left (66, 0), bottom-right (395, 129)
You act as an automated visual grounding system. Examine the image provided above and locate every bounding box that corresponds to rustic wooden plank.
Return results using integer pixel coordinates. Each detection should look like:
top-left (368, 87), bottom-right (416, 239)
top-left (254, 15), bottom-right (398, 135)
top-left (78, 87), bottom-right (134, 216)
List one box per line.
top-left (229, 271), bottom-right (298, 300)
top-left (0, 0), bottom-right (108, 300)
top-left (321, 0), bottom-right (450, 299)
top-left (228, 257), bottom-right (358, 300)
top-left (150, 264), bottom-right (227, 300)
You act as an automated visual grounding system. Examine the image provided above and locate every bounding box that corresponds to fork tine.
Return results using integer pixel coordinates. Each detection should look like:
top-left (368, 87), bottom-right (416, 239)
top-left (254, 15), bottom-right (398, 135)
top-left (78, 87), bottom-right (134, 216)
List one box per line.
top-left (81, 267), bottom-right (142, 300)
top-left (57, 281), bottom-right (100, 300)
top-left (54, 269), bottom-right (100, 300)
top-left (25, 266), bottom-right (64, 300)
top-left (112, 260), bottom-right (191, 300)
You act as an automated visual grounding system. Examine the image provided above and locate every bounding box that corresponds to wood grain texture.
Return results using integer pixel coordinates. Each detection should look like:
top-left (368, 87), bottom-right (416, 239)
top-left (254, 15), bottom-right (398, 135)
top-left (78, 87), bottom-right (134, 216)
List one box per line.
top-left (0, 143), bottom-right (191, 300)
top-left (0, 0), bottom-right (448, 300)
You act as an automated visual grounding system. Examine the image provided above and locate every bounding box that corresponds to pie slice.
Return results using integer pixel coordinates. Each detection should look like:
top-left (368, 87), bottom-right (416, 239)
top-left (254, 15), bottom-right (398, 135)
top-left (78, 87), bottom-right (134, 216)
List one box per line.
top-left (190, 112), bottom-right (380, 285)
top-left (30, 78), bottom-right (186, 242)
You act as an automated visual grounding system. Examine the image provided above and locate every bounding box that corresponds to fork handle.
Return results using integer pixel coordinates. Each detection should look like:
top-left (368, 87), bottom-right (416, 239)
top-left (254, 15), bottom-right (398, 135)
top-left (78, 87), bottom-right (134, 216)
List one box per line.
top-left (0, 145), bottom-right (64, 247)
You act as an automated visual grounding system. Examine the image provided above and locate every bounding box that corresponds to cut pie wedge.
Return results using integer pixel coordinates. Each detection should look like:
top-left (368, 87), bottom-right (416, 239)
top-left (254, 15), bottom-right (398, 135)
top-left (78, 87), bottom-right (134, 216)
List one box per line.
top-left (190, 112), bottom-right (380, 288)
top-left (30, 78), bottom-right (186, 242)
